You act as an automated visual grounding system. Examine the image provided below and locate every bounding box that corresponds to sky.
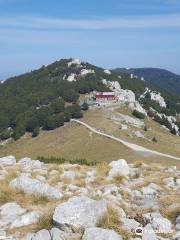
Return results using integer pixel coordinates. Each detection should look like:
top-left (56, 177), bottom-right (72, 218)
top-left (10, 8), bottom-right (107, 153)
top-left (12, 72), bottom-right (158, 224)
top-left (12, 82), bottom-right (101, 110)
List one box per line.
top-left (0, 0), bottom-right (180, 80)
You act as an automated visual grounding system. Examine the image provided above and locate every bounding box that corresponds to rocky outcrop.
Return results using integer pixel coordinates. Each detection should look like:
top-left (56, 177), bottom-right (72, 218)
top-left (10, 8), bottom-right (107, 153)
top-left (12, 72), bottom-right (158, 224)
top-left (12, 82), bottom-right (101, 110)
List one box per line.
top-left (0, 155), bottom-right (16, 166)
top-left (108, 159), bottom-right (130, 179)
top-left (0, 156), bottom-right (179, 240)
top-left (82, 228), bottom-right (122, 240)
top-left (53, 196), bottom-right (107, 230)
top-left (10, 175), bottom-right (63, 200)
top-left (176, 215), bottom-right (180, 230)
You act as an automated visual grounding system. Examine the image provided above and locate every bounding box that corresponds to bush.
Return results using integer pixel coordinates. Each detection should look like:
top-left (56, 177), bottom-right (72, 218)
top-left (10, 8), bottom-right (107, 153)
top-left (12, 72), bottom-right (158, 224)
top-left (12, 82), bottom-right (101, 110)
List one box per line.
top-left (36, 107), bottom-right (52, 126)
top-left (152, 137), bottom-right (157, 143)
top-left (132, 110), bottom-right (146, 119)
top-left (50, 98), bottom-right (65, 114)
top-left (38, 156), bottom-right (97, 166)
top-left (81, 102), bottom-right (89, 111)
top-left (43, 116), bottom-right (57, 130)
top-left (0, 115), bottom-right (10, 130)
top-left (12, 125), bottom-right (26, 140)
top-left (55, 113), bottom-right (64, 127)
top-left (32, 127), bottom-right (40, 137)
top-left (0, 129), bottom-right (12, 140)
top-left (67, 104), bottom-right (83, 118)
top-left (62, 89), bottom-right (79, 103)
top-left (147, 109), bottom-right (156, 118)
top-left (144, 126), bottom-right (148, 131)
top-left (170, 128), bottom-right (177, 135)
top-left (26, 117), bottom-right (39, 132)
top-left (64, 109), bottom-right (71, 122)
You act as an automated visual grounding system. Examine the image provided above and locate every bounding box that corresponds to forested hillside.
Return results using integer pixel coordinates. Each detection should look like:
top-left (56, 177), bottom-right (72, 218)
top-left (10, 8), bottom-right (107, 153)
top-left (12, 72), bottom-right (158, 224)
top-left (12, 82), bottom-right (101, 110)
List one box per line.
top-left (0, 58), bottom-right (180, 141)
top-left (114, 67), bottom-right (180, 94)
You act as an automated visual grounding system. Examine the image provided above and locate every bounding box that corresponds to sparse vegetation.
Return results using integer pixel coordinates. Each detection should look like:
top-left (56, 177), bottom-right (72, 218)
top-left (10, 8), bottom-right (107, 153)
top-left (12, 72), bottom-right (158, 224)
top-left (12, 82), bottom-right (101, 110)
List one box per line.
top-left (35, 210), bottom-right (54, 231)
top-left (132, 110), bottom-right (146, 119)
top-left (159, 193), bottom-right (180, 223)
top-left (38, 156), bottom-right (97, 166)
top-left (97, 206), bottom-right (130, 239)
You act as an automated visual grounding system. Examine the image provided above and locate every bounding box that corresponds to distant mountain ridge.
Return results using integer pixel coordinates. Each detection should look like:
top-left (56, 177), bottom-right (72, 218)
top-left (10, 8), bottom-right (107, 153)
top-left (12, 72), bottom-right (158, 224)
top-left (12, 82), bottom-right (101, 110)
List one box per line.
top-left (113, 68), bottom-right (180, 95)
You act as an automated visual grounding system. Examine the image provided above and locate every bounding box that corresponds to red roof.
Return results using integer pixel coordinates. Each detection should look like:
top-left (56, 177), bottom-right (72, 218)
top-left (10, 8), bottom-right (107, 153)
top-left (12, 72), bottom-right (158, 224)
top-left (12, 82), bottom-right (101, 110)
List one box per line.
top-left (96, 92), bottom-right (115, 99)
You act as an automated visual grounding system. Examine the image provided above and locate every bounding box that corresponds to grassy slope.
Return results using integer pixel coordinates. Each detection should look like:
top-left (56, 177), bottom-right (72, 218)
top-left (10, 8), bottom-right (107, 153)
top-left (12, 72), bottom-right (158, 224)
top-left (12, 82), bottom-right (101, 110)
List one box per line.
top-left (0, 107), bottom-right (180, 167)
top-left (84, 107), bottom-right (180, 158)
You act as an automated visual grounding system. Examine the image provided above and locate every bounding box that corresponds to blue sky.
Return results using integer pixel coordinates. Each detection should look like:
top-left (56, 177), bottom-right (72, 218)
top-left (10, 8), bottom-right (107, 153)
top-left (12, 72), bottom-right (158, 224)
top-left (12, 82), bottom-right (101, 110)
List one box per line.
top-left (0, 0), bottom-right (180, 80)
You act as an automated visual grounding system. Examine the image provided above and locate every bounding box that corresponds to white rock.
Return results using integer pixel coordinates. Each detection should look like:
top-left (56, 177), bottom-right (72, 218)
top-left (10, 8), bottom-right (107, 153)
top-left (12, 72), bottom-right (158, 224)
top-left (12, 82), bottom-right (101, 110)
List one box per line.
top-left (10, 175), bottom-right (63, 200)
top-left (82, 227), bottom-right (122, 240)
top-left (102, 184), bottom-right (120, 197)
top-left (129, 101), bottom-right (147, 116)
top-left (140, 183), bottom-right (162, 197)
top-left (140, 88), bottom-right (166, 108)
top-left (121, 124), bottom-right (128, 130)
top-left (118, 89), bottom-right (136, 103)
top-left (61, 171), bottom-right (77, 181)
top-left (31, 229), bottom-right (51, 240)
top-left (80, 69), bottom-right (95, 76)
top-left (68, 58), bottom-right (81, 67)
top-left (101, 184), bottom-right (122, 204)
top-left (111, 113), bottom-right (144, 128)
top-left (0, 155), bottom-right (16, 166)
top-left (172, 231), bottom-right (180, 240)
top-left (26, 233), bottom-right (35, 240)
top-left (50, 227), bottom-right (81, 240)
top-left (0, 202), bottom-right (26, 217)
top-left (142, 224), bottom-right (158, 240)
top-left (122, 218), bottom-right (141, 233)
top-left (85, 169), bottom-right (96, 184)
top-left (36, 175), bottom-right (46, 182)
top-left (133, 131), bottom-right (145, 138)
top-left (0, 230), bottom-right (6, 239)
top-left (176, 215), bottom-right (180, 230)
top-left (11, 211), bottom-right (40, 228)
top-left (67, 73), bottom-right (76, 82)
top-left (18, 158), bottom-right (44, 171)
top-left (108, 159), bottom-right (130, 179)
top-left (66, 184), bottom-right (80, 192)
top-left (104, 69), bottom-right (111, 75)
top-left (163, 177), bottom-right (180, 190)
top-left (0, 202), bottom-right (26, 228)
top-left (53, 196), bottom-right (107, 229)
top-left (102, 79), bottom-right (121, 91)
top-left (143, 212), bottom-right (172, 234)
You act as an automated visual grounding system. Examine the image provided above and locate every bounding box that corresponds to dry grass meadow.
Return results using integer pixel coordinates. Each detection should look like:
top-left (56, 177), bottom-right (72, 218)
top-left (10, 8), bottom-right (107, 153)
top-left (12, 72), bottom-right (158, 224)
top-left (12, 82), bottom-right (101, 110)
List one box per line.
top-left (0, 106), bottom-right (180, 167)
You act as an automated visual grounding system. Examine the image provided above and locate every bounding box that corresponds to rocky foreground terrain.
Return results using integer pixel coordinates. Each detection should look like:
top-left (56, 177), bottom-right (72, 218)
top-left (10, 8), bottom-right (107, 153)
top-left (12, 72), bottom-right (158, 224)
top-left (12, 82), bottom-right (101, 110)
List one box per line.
top-left (0, 156), bottom-right (180, 240)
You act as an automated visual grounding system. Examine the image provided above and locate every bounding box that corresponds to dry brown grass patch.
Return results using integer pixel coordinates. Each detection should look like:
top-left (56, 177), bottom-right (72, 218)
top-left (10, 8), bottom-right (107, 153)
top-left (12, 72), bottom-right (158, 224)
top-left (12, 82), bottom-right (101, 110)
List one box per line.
top-left (159, 192), bottom-right (180, 222)
top-left (97, 206), bottom-right (131, 239)
top-left (93, 162), bottom-right (110, 186)
top-left (73, 176), bottom-right (86, 187)
top-left (111, 174), bottom-right (127, 185)
top-left (35, 209), bottom-right (54, 231)
top-left (47, 175), bottom-right (60, 185)
top-left (133, 160), bottom-right (143, 168)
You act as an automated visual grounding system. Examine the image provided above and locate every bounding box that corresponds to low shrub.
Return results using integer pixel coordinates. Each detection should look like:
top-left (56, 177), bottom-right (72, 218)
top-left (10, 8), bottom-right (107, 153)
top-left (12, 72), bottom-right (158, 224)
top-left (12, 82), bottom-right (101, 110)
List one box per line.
top-left (132, 110), bottom-right (146, 119)
top-left (37, 156), bottom-right (97, 166)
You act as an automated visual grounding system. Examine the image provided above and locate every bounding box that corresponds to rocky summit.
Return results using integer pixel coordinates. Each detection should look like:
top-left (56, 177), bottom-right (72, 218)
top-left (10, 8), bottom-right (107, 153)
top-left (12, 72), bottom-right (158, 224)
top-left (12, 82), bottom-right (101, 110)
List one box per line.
top-left (0, 156), bottom-right (179, 240)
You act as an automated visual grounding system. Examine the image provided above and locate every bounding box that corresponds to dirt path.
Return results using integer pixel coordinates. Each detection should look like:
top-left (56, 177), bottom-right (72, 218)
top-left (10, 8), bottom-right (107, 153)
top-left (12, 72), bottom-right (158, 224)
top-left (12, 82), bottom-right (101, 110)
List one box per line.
top-left (71, 119), bottom-right (180, 161)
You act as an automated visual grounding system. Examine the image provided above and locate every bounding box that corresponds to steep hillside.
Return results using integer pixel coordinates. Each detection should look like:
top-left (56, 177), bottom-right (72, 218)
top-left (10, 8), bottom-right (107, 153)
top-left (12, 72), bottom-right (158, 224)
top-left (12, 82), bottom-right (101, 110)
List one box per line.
top-left (0, 58), bottom-right (180, 143)
top-left (113, 67), bottom-right (180, 95)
